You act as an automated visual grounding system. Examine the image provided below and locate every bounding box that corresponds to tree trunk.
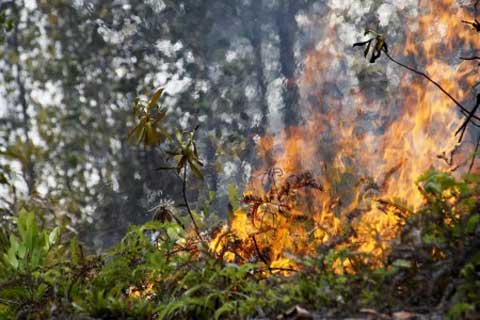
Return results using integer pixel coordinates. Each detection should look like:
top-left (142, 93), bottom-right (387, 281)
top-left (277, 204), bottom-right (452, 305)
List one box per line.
top-left (276, 0), bottom-right (301, 128)
top-left (12, 0), bottom-right (36, 195)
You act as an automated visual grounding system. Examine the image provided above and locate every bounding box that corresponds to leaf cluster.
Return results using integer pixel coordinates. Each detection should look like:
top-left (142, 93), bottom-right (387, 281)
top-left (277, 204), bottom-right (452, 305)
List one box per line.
top-left (128, 88), bottom-right (170, 147)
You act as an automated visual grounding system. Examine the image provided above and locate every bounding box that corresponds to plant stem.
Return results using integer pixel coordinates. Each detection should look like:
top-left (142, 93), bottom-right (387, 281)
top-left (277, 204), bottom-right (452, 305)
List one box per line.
top-left (251, 235), bottom-right (272, 274)
top-left (183, 166), bottom-right (202, 240)
top-left (469, 134), bottom-right (480, 173)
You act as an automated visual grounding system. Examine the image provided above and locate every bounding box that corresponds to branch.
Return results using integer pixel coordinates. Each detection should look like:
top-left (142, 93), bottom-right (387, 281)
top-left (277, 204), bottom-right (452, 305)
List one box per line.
top-left (456, 94), bottom-right (480, 142)
top-left (182, 165), bottom-right (202, 240)
top-left (462, 19), bottom-right (480, 32)
top-left (383, 49), bottom-right (480, 124)
top-left (460, 55), bottom-right (480, 61)
top-left (469, 134), bottom-right (480, 172)
top-left (251, 234), bottom-right (272, 274)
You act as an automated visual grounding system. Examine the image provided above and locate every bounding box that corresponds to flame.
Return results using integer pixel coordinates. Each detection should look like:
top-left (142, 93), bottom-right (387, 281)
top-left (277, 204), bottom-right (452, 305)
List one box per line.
top-left (209, 0), bottom-right (479, 271)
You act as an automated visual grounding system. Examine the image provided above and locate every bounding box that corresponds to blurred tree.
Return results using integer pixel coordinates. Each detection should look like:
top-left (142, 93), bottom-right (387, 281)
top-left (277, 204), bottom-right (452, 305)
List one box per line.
top-left (0, 0), bottom-right (312, 249)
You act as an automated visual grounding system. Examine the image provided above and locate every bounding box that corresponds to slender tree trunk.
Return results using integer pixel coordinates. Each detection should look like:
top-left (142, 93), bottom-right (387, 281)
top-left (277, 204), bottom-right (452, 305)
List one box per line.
top-left (247, 0), bottom-right (268, 135)
top-left (12, 1), bottom-right (35, 195)
top-left (276, 0), bottom-right (301, 128)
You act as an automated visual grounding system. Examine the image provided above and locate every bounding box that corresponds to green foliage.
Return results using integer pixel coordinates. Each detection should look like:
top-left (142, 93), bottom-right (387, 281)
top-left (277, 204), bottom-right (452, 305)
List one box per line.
top-left (0, 8), bottom-right (14, 43)
top-left (128, 88), bottom-right (170, 147)
top-left (0, 171), bottom-right (479, 319)
top-left (227, 184), bottom-right (240, 212)
top-left (167, 127), bottom-right (204, 180)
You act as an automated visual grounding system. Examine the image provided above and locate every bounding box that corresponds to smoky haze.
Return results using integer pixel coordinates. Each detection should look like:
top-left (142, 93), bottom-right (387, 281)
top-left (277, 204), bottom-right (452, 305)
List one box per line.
top-left (0, 0), bottom-right (476, 250)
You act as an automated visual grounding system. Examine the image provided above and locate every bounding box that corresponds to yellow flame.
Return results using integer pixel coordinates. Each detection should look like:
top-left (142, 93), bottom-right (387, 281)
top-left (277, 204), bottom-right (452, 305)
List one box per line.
top-left (209, 0), bottom-right (479, 271)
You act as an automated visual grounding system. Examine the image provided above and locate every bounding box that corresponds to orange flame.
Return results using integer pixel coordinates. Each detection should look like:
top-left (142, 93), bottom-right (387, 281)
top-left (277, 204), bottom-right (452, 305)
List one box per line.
top-left (209, 0), bottom-right (479, 271)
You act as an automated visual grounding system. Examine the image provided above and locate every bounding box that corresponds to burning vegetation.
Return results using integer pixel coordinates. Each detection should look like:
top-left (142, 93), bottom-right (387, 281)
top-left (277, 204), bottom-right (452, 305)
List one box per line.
top-left (208, 0), bottom-right (480, 275)
top-left (1, 0), bottom-right (480, 319)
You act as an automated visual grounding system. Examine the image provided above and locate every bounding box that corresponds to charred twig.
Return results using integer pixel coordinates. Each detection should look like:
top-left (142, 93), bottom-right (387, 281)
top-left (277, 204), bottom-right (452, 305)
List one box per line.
top-left (246, 170), bottom-right (322, 228)
top-left (376, 199), bottom-right (413, 220)
top-left (456, 94), bottom-right (480, 142)
top-left (66, 260), bottom-right (101, 301)
top-left (383, 50), bottom-right (480, 126)
top-left (460, 55), bottom-right (480, 64)
top-left (262, 167), bottom-right (284, 189)
top-left (462, 19), bottom-right (480, 32)
top-left (381, 162), bottom-right (403, 190)
top-left (211, 231), bottom-right (247, 263)
top-left (354, 31), bottom-right (480, 138)
top-left (251, 235), bottom-right (271, 274)
top-left (316, 235), bottom-right (350, 253)
top-left (437, 143), bottom-right (461, 168)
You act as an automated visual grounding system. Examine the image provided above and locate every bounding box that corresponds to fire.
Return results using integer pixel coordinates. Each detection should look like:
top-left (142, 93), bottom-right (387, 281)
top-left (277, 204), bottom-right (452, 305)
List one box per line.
top-left (209, 1), bottom-right (479, 271)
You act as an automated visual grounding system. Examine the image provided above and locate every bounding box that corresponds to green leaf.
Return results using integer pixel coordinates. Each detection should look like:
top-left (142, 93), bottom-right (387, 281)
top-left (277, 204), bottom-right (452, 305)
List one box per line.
top-left (48, 227), bottom-right (60, 246)
top-left (9, 234), bottom-right (19, 253)
top-left (227, 184), bottom-right (240, 211)
top-left (166, 225), bottom-right (182, 240)
top-left (175, 128), bottom-right (183, 143)
top-left (141, 220), bottom-right (167, 231)
top-left (188, 159), bottom-right (204, 180)
top-left (16, 210), bottom-right (38, 252)
top-left (147, 87), bottom-right (164, 110)
top-left (128, 122), bottom-right (146, 145)
top-left (34, 283), bottom-right (48, 300)
top-left (70, 237), bottom-right (83, 265)
top-left (448, 303), bottom-right (474, 319)
top-left (177, 156), bottom-right (187, 175)
top-left (214, 301), bottom-right (236, 320)
top-left (392, 259), bottom-right (412, 269)
top-left (424, 181), bottom-right (442, 195)
top-left (466, 214), bottom-right (480, 234)
top-left (5, 249), bottom-right (18, 270)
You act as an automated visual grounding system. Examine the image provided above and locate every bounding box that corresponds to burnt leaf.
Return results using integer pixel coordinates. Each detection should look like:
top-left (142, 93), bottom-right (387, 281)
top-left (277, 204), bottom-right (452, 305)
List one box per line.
top-left (353, 31), bottom-right (388, 64)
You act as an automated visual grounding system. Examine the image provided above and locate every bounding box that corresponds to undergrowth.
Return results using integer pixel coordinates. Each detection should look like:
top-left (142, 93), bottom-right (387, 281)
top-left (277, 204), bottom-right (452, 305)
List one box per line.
top-left (0, 171), bottom-right (479, 319)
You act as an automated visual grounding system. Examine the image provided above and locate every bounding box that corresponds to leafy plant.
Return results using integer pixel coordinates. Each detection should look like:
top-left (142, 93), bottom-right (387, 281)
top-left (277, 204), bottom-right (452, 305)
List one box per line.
top-left (167, 126), bottom-right (204, 180)
top-left (128, 88), bottom-right (170, 146)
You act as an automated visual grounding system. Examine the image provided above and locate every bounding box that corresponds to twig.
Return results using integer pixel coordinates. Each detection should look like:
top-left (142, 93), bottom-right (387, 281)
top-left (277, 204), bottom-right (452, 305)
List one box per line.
top-left (460, 55), bottom-right (480, 61)
top-left (155, 166), bottom-right (177, 171)
top-left (469, 134), bottom-right (480, 172)
top-left (251, 235), bottom-right (272, 274)
top-left (254, 267), bottom-right (298, 274)
top-left (462, 19), bottom-right (480, 32)
top-left (457, 94), bottom-right (480, 142)
top-left (383, 49), bottom-right (480, 126)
